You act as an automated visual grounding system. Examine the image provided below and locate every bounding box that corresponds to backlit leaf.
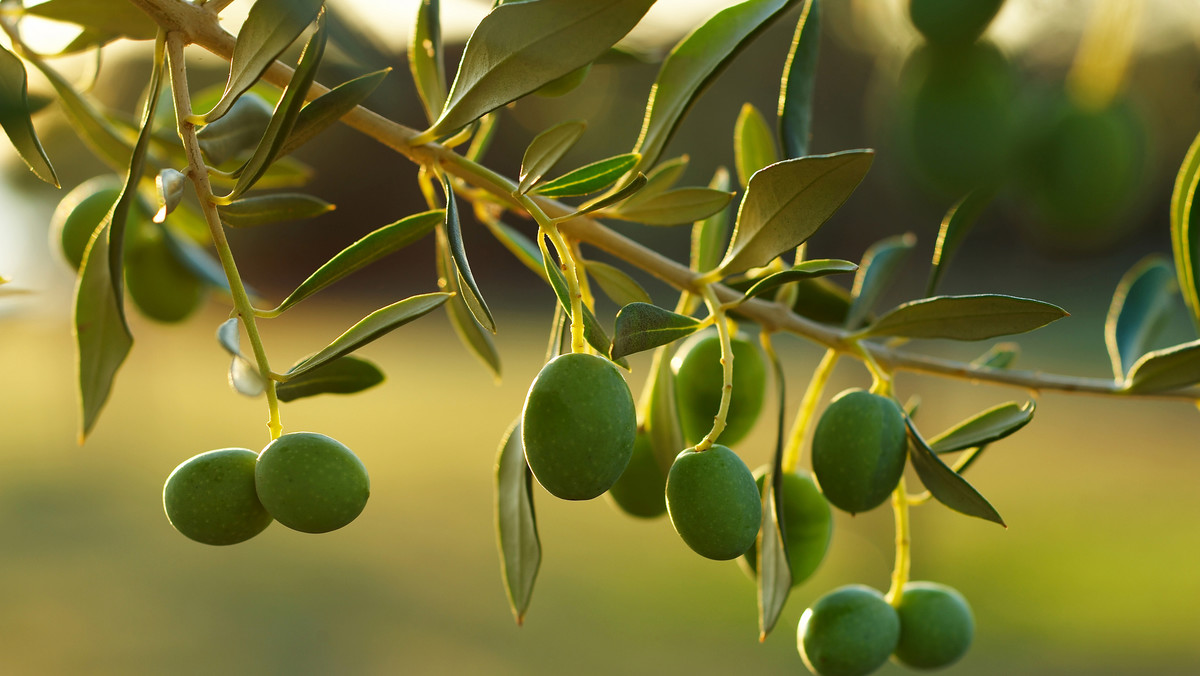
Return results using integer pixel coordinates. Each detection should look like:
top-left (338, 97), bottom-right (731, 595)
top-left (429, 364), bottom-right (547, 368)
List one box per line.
top-left (1105, 255), bottom-right (1176, 379)
top-left (518, 120), bottom-right (586, 194)
top-left (278, 68), bottom-right (390, 157)
top-left (533, 152), bottom-right (639, 198)
top-left (926, 189), bottom-right (993, 296)
top-left (33, 57), bottom-right (132, 171)
top-left (741, 259), bottom-right (856, 300)
top-left (611, 187), bottom-right (734, 226)
top-left (863, 294), bottom-right (1068, 341)
top-left (928, 401), bottom-right (1035, 454)
top-left (845, 233), bottom-right (916, 330)
top-left (778, 0), bottom-right (819, 159)
top-left (218, 193), bottom-right (335, 228)
top-left (621, 155), bottom-right (689, 208)
top-left (495, 419), bottom-right (540, 625)
top-left (409, 0), bottom-right (446, 123)
top-left (0, 45), bottom-right (57, 186)
top-left (441, 174), bottom-right (495, 332)
top-left (1124, 339), bottom-right (1200, 393)
top-left (611, 302), bottom-right (702, 360)
top-left (437, 227), bottom-right (501, 380)
top-left (569, 172), bottom-right (647, 219)
top-left (585, 261), bottom-right (652, 308)
top-left (691, 168), bottom-right (732, 273)
top-left (1169, 128), bottom-right (1200, 333)
top-left (734, 103), bottom-right (778, 188)
top-left (906, 419), bottom-right (1005, 526)
top-left (277, 355), bottom-right (384, 402)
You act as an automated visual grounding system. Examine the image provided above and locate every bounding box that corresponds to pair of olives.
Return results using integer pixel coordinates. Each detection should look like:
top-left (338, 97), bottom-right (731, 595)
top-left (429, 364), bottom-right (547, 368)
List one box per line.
top-left (50, 176), bottom-right (207, 323)
top-left (798, 582), bottom-right (974, 675)
top-left (162, 432), bottom-right (370, 545)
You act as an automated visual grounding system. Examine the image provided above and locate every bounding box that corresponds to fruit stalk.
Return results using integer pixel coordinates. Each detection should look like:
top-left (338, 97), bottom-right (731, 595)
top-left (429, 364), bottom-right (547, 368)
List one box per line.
top-left (517, 192), bottom-right (587, 354)
top-left (886, 477), bottom-right (912, 608)
top-left (694, 284), bottom-right (734, 452)
top-left (781, 347), bottom-right (838, 473)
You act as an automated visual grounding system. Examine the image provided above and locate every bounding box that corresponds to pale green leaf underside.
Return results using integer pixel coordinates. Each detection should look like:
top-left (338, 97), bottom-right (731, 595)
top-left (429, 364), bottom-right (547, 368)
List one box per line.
top-left (864, 294), bottom-right (1068, 341)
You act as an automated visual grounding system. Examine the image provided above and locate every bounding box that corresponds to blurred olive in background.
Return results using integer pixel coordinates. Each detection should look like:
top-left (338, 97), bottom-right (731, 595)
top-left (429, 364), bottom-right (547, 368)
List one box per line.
top-left (125, 224), bottom-right (207, 323)
top-left (908, 0), bottom-right (1006, 46)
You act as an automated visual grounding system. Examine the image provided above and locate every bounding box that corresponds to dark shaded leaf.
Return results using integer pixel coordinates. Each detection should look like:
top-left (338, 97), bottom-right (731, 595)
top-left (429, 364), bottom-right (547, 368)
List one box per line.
top-left (437, 227), bottom-right (501, 379)
top-left (928, 401), bottom-right (1035, 454)
top-left (734, 103), bottom-right (778, 188)
top-left (719, 151), bottom-right (873, 276)
top-left (409, 0), bottom-right (446, 123)
top-left (1170, 128), bottom-right (1200, 333)
top-left (845, 233), bottom-right (916, 329)
top-left (742, 259), bottom-right (857, 300)
top-left (906, 418), bottom-right (1005, 526)
top-left (495, 419), bottom-right (540, 625)
top-left (1105, 255), bottom-right (1176, 379)
top-left (864, 294), bottom-right (1068, 341)
top-left (518, 120), bottom-right (586, 194)
top-left (610, 187), bottom-right (734, 226)
top-left (611, 302), bottom-right (702, 360)
top-left (441, 174), bottom-right (495, 332)
top-left (533, 152), bottom-right (639, 198)
top-left (0, 45), bottom-right (57, 186)
top-left (926, 189), bottom-right (993, 296)
top-left (277, 355), bottom-right (384, 402)
top-left (278, 68), bottom-right (390, 157)
top-left (778, 0), bottom-right (819, 159)
top-left (585, 261), bottom-right (652, 307)
top-left (218, 193), bottom-right (335, 228)
top-left (758, 338), bottom-right (791, 639)
top-left (1124, 339), bottom-right (1200, 393)
top-left (691, 167), bottom-right (733, 273)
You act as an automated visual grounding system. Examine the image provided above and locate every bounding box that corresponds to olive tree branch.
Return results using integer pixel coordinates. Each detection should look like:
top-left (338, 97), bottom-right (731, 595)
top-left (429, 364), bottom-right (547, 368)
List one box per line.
top-left (126, 0), bottom-right (1200, 404)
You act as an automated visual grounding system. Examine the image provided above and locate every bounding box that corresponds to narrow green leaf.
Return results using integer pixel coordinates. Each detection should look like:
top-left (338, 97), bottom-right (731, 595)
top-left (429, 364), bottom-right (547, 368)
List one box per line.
top-left (272, 210), bottom-right (443, 313)
top-left (203, 0), bottom-right (325, 123)
top-left (845, 233), bottom-right (916, 330)
top-left (644, 342), bottom-right (684, 473)
top-left (33, 58), bottom-right (132, 171)
top-left (1105, 255), bottom-right (1176, 379)
top-left (409, 0), bottom-right (446, 124)
top-left (218, 193), bottom-right (335, 228)
top-left (758, 339), bottom-right (791, 639)
top-left (518, 120), bottom-right (587, 194)
top-left (441, 174), bottom-right (495, 332)
top-left (621, 155), bottom-right (689, 208)
top-left (585, 260), bottom-right (652, 308)
top-left (495, 419), bottom-right (540, 625)
top-left (75, 38), bottom-right (165, 440)
top-left (926, 189), bottom-right (993, 297)
top-left (734, 103), bottom-right (778, 188)
top-left (231, 14), bottom-right (327, 199)
top-left (285, 292), bottom-right (452, 378)
top-left (216, 318), bottom-right (266, 397)
top-left (278, 68), bottom-right (390, 158)
top-left (611, 302), bottom-right (702, 360)
top-left (465, 112), bottom-right (500, 163)
top-left (533, 152), bottom-right (639, 198)
top-left (0, 45), bottom-right (57, 186)
top-left (691, 167), bottom-right (733, 273)
top-left (539, 234), bottom-right (621, 364)
top-left (570, 173), bottom-right (647, 219)
top-left (719, 151), bottom-right (873, 276)
top-left (633, 0), bottom-right (802, 171)
top-left (741, 259), bottom-right (857, 300)
top-left (277, 355), bottom-right (384, 402)
top-left (424, 0), bottom-right (654, 139)
top-left (1124, 339), bottom-right (1200, 393)
top-left (906, 419), bottom-right (1005, 527)
top-left (778, 0), bottom-right (819, 159)
top-left (1169, 128), bottom-right (1200, 333)
top-left (24, 0), bottom-right (157, 43)
top-left (437, 228), bottom-right (501, 380)
top-left (863, 294), bottom-right (1069, 341)
top-left (928, 401), bottom-right (1035, 454)
top-left (610, 187), bottom-right (734, 226)
top-left (971, 342), bottom-right (1019, 369)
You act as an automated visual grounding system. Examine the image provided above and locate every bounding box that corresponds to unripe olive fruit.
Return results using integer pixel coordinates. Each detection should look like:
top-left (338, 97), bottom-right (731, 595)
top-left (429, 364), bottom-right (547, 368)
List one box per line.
top-left (811, 389), bottom-right (908, 514)
top-left (672, 330), bottom-right (767, 447)
top-left (49, 175), bottom-right (148, 270)
top-left (606, 429), bottom-right (667, 518)
top-left (255, 432), bottom-right (370, 534)
top-left (125, 227), bottom-right (206, 323)
top-left (522, 353), bottom-right (637, 500)
top-left (893, 581), bottom-right (974, 670)
top-left (665, 444), bottom-right (761, 560)
top-left (740, 467), bottom-right (832, 587)
top-left (162, 448), bottom-right (272, 546)
top-left (908, 0), bottom-right (1005, 46)
top-left (798, 585), bottom-right (900, 676)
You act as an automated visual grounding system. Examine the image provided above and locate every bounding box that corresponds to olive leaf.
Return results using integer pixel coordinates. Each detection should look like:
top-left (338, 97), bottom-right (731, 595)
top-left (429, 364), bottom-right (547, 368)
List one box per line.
top-left (0, 45), bottom-right (57, 186)
top-left (441, 173), bottom-right (495, 332)
top-left (278, 68), bottom-right (391, 158)
top-left (409, 0), bottom-right (446, 124)
top-left (1169, 128), bottom-right (1200, 333)
top-left (611, 302), bottom-right (702, 361)
top-left (778, 0), bottom-right (819, 159)
top-left (284, 292), bottom-right (452, 379)
top-left (691, 168), bottom-right (733, 273)
top-left (906, 418), bottom-right (1005, 527)
top-left (216, 318), bottom-right (266, 397)
top-left (734, 103), bottom-right (778, 188)
top-left (218, 193), bottom-right (335, 229)
top-left (75, 36), bottom-right (165, 441)
top-left (609, 188), bottom-right (735, 226)
top-left (466, 113), bottom-right (500, 163)
top-left (621, 155), bottom-right (689, 208)
top-left (926, 189), bottom-right (993, 297)
top-left (276, 355), bottom-right (385, 402)
top-left (495, 419), bottom-right (540, 626)
top-left (741, 259), bottom-right (857, 301)
top-left (271, 210), bottom-right (443, 314)
top-left (24, 0), bottom-right (157, 45)
top-left (539, 234), bottom-right (621, 364)
top-left (644, 342), bottom-right (685, 473)
top-left (585, 261), bottom-right (652, 308)
top-left (718, 151), bottom-right (873, 277)
top-left (533, 153), bottom-right (639, 198)
top-left (845, 233), bottom-right (916, 330)
top-left (757, 339), bottom-right (791, 640)
top-left (33, 57), bottom-right (132, 171)
top-left (202, 0), bottom-right (325, 123)
top-left (567, 173), bottom-right (648, 219)
top-left (972, 342), bottom-right (1019, 369)
top-left (1123, 339), bottom-right (1200, 393)
top-left (633, 0), bottom-right (803, 171)
top-left (421, 0), bottom-right (654, 140)
top-left (927, 401), bottom-right (1035, 454)
top-left (518, 120), bottom-right (586, 194)
top-left (437, 227), bottom-right (501, 380)
top-left (1105, 255), bottom-right (1176, 380)
top-left (863, 295), bottom-right (1069, 341)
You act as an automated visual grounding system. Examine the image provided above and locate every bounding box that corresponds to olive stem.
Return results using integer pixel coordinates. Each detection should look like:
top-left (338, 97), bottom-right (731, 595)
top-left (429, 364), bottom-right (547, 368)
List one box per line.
top-left (694, 284), bottom-right (733, 452)
top-left (886, 477), bottom-right (912, 608)
top-left (516, 192), bottom-right (587, 354)
top-left (165, 32), bottom-right (282, 441)
top-left (781, 347), bottom-right (838, 474)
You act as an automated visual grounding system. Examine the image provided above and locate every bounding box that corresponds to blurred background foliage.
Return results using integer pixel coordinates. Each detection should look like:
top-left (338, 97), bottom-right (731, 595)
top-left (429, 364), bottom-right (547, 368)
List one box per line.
top-left (1, 0), bottom-right (1200, 673)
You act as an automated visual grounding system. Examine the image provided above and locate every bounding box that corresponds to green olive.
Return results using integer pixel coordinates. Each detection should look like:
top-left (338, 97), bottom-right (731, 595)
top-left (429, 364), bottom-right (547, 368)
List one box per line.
top-left (740, 467), bottom-right (832, 587)
top-left (534, 63), bottom-right (592, 97)
top-left (125, 227), bottom-right (206, 323)
top-left (672, 330), bottom-right (767, 447)
top-left (892, 581), bottom-right (974, 670)
top-left (909, 0), bottom-right (1005, 46)
top-left (521, 353), bottom-right (637, 500)
top-left (811, 389), bottom-right (908, 515)
top-left (162, 448), bottom-right (272, 546)
top-left (49, 175), bottom-right (150, 270)
top-left (254, 432), bottom-right (370, 534)
top-left (798, 585), bottom-right (900, 676)
top-left (665, 444), bottom-right (761, 560)
top-left (606, 428), bottom-right (667, 518)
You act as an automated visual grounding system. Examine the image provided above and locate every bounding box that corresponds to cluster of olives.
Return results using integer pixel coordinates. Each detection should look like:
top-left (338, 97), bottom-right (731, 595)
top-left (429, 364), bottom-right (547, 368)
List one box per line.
top-left (798, 582), bottom-right (974, 676)
top-left (50, 175), bottom-right (208, 323)
top-left (162, 432), bottom-right (369, 545)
